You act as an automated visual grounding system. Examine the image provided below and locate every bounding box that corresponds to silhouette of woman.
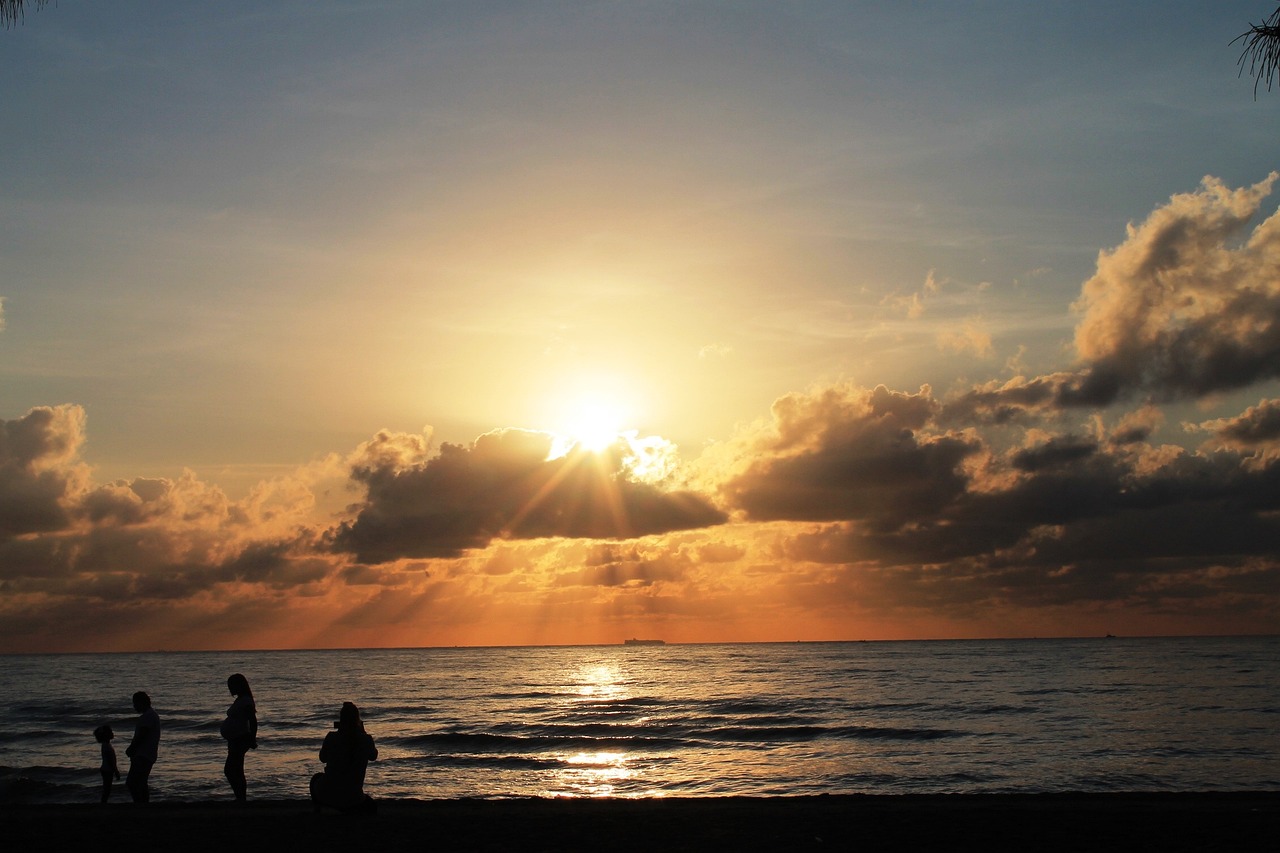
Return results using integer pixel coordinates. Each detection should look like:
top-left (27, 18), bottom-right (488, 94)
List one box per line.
top-left (310, 701), bottom-right (378, 813)
top-left (220, 673), bottom-right (258, 801)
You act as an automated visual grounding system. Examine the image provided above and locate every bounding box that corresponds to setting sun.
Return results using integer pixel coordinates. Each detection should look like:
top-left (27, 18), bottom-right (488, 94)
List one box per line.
top-left (545, 381), bottom-right (641, 458)
top-left (561, 400), bottom-right (627, 453)
top-left (3, 1), bottom-right (1279, 658)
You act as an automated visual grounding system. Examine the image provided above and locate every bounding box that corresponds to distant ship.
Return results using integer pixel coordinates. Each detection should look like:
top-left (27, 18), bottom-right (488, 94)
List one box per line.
top-left (623, 638), bottom-right (666, 646)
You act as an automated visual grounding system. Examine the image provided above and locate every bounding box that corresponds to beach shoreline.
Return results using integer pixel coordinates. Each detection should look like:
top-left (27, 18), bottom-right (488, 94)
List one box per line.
top-left (6, 792), bottom-right (1276, 852)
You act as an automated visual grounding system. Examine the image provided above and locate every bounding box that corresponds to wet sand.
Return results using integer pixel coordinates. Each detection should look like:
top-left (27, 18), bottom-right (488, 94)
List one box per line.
top-left (5, 793), bottom-right (1276, 852)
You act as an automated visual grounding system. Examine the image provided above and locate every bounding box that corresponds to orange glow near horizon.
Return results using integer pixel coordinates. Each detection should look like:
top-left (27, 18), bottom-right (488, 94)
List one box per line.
top-left (4, 4), bottom-right (1280, 657)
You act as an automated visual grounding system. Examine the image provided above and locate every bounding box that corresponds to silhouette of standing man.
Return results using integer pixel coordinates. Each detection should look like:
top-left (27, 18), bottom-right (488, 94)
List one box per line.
top-left (125, 691), bottom-right (160, 803)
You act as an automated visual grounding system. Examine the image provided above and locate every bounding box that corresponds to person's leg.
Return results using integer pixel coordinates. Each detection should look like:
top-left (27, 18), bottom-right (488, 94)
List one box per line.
top-left (224, 744), bottom-right (248, 800)
top-left (100, 768), bottom-right (112, 803)
top-left (309, 772), bottom-right (327, 812)
top-left (126, 757), bottom-right (153, 803)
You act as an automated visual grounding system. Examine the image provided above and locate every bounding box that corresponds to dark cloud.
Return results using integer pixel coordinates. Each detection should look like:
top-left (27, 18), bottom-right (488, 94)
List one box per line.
top-left (1195, 398), bottom-right (1280, 448)
top-left (1011, 436), bottom-right (1098, 472)
top-left (0, 406), bottom-right (87, 538)
top-left (779, 397), bottom-right (1280, 557)
top-left (332, 428), bottom-right (726, 563)
top-left (1108, 406), bottom-right (1162, 446)
top-left (729, 369), bottom-right (1280, 619)
top-left (723, 385), bottom-right (981, 529)
top-left (6, 176), bottom-right (1280, 647)
top-left (0, 406), bottom-right (336, 613)
top-left (560, 554), bottom-right (690, 588)
top-left (939, 374), bottom-right (1069, 425)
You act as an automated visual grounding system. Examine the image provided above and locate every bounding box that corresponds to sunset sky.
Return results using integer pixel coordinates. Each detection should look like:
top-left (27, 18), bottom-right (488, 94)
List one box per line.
top-left (3, 2), bottom-right (1279, 652)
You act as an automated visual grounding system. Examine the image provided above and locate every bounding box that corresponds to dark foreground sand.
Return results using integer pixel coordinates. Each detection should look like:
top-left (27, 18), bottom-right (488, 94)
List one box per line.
top-left (5, 793), bottom-right (1276, 852)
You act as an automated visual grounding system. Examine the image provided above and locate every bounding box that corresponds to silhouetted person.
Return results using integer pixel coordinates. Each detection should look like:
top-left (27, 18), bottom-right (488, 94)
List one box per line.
top-left (125, 691), bottom-right (160, 803)
top-left (94, 724), bottom-right (121, 803)
top-left (310, 701), bottom-right (378, 814)
top-left (220, 673), bottom-right (258, 801)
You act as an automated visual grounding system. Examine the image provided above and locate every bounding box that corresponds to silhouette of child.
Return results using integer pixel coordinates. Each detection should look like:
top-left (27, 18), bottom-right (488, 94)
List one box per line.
top-left (94, 724), bottom-right (121, 803)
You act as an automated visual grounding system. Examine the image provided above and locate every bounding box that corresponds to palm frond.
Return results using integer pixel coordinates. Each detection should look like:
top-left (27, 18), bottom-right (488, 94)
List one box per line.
top-left (2, 0), bottom-right (48, 29)
top-left (1232, 6), bottom-right (1280, 97)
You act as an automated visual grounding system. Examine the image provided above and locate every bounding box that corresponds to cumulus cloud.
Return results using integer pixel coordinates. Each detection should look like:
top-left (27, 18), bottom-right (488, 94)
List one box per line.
top-left (0, 405), bottom-right (333, 618)
top-left (1108, 405), bottom-right (1164, 446)
top-left (1190, 397), bottom-right (1280, 449)
top-left (6, 174), bottom-right (1280, 650)
top-left (945, 176), bottom-right (1280, 419)
top-left (0, 405), bottom-right (90, 538)
top-left (939, 372), bottom-right (1073, 426)
top-left (1068, 173), bottom-right (1280, 404)
top-left (712, 192), bottom-right (1280, 618)
top-left (720, 384), bottom-right (980, 529)
top-left (758, 406), bottom-right (1280, 616)
top-left (331, 427), bottom-right (726, 563)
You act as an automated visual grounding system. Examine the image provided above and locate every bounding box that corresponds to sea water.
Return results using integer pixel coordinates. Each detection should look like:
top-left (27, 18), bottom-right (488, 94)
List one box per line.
top-left (1, 637), bottom-right (1277, 803)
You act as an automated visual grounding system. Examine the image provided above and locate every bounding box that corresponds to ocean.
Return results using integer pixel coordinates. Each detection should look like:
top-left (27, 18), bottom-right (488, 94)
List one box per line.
top-left (1, 637), bottom-right (1276, 804)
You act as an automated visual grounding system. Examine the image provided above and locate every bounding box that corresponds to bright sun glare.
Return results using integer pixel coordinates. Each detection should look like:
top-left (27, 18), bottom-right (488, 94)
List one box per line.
top-left (550, 397), bottom-right (630, 457)
top-left (567, 402), bottom-right (625, 452)
top-left (541, 384), bottom-right (676, 483)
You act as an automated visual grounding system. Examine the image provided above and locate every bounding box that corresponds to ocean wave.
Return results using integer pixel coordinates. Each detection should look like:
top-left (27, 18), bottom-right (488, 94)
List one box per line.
top-left (389, 754), bottom-right (564, 770)
top-left (699, 724), bottom-right (962, 743)
top-left (3, 638), bottom-right (1276, 800)
top-left (393, 731), bottom-right (692, 753)
top-left (0, 730), bottom-right (78, 744)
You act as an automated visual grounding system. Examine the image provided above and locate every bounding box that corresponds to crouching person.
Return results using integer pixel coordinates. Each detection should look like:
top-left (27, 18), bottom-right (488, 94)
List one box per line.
top-left (310, 701), bottom-right (378, 814)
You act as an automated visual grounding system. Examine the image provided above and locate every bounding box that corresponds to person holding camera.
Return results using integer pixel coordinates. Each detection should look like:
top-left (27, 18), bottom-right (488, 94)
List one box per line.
top-left (310, 701), bottom-right (378, 814)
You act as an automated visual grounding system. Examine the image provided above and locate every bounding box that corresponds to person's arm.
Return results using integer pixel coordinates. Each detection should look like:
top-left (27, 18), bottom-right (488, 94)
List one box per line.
top-left (365, 734), bottom-right (378, 762)
top-left (127, 720), bottom-right (153, 757)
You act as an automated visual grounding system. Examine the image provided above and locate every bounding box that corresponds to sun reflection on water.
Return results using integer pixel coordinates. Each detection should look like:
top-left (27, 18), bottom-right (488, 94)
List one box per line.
top-left (558, 750), bottom-right (637, 797)
top-left (539, 656), bottom-right (665, 797)
top-left (576, 662), bottom-right (625, 698)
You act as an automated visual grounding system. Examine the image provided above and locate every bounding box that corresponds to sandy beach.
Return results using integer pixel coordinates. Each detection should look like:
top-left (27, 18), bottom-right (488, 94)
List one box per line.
top-left (5, 793), bottom-right (1276, 852)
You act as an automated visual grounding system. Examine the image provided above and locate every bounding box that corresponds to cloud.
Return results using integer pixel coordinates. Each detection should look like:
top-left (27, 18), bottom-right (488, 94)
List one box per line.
top-left (939, 373), bottom-right (1072, 426)
top-left (0, 405), bottom-right (336, 611)
top-left (331, 427), bottom-right (726, 563)
top-left (1190, 398), bottom-right (1280, 449)
top-left (945, 175), bottom-right (1280, 418)
top-left (1108, 405), bottom-right (1164, 446)
top-left (770, 433), bottom-right (1280, 618)
top-left (882, 268), bottom-right (943, 319)
top-left (1010, 435), bottom-right (1098, 472)
top-left (937, 318), bottom-right (994, 358)
top-left (720, 384), bottom-right (981, 529)
top-left (5, 176), bottom-right (1280, 650)
top-left (0, 405), bottom-right (90, 538)
top-left (710, 273), bottom-right (1280, 623)
top-left (1067, 173), bottom-right (1280, 405)
top-left (698, 343), bottom-right (734, 359)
